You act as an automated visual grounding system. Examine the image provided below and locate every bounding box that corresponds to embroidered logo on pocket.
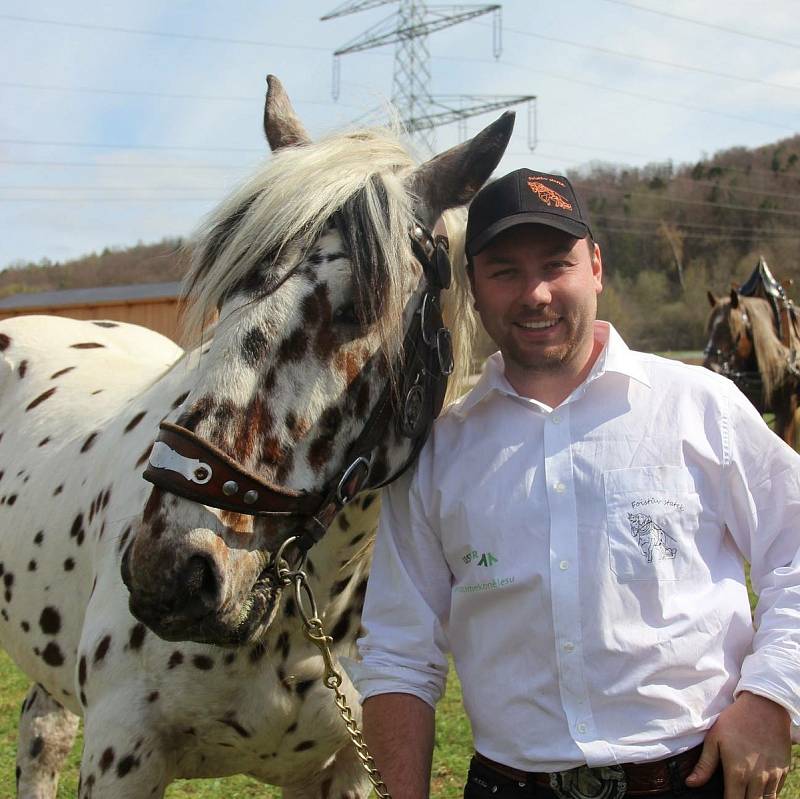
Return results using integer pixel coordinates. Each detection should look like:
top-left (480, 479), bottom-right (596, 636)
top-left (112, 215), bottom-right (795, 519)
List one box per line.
top-left (627, 512), bottom-right (678, 563)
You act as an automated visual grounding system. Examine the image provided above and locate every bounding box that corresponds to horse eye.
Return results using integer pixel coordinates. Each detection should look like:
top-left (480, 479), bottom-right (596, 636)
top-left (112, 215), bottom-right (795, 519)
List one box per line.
top-left (333, 304), bottom-right (359, 326)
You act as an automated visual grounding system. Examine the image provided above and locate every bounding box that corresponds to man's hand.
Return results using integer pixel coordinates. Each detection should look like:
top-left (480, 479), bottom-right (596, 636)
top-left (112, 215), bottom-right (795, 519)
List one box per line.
top-left (686, 692), bottom-right (791, 799)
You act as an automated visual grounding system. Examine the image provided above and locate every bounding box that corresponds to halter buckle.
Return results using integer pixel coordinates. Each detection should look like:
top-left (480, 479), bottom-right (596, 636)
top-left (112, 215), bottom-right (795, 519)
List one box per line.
top-left (336, 456), bottom-right (371, 505)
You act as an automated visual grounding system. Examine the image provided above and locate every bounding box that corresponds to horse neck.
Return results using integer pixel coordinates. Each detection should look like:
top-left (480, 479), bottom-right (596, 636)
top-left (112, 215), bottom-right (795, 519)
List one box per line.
top-left (745, 301), bottom-right (794, 403)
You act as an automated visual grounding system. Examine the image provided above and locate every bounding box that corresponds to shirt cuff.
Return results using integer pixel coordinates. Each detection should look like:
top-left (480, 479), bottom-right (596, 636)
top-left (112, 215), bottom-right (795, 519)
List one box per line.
top-left (340, 656), bottom-right (445, 709)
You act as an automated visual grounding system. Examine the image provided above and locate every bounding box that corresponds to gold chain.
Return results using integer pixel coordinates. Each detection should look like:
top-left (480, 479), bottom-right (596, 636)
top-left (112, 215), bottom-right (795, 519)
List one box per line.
top-left (274, 544), bottom-right (392, 799)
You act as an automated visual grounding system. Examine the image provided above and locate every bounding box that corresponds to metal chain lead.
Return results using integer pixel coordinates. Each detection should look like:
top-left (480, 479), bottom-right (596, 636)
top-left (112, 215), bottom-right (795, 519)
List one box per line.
top-left (274, 539), bottom-right (392, 799)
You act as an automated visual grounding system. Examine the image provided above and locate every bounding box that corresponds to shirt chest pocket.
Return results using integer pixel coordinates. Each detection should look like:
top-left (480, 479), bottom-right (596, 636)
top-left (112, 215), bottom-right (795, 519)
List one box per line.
top-left (604, 465), bottom-right (701, 582)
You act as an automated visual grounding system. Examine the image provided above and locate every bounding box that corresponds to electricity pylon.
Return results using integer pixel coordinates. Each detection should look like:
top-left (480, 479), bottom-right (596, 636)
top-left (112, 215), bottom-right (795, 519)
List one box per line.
top-left (322, 0), bottom-right (536, 153)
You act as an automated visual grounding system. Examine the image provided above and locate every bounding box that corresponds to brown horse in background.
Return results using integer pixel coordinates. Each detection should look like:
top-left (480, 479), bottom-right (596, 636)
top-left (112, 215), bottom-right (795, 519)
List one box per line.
top-left (704, 289), bottom-right (800, 448)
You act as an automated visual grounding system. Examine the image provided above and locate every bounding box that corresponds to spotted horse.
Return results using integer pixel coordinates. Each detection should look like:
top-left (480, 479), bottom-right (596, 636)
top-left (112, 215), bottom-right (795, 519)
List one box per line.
top-left (0, 76), bottom-right (513, 798)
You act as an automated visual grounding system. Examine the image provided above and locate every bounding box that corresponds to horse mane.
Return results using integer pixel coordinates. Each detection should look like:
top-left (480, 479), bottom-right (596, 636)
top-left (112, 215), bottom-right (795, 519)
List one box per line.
top-left (736, 295), bottom-right (792, 404)
top-left (179, 125), bottom-right (478, 407)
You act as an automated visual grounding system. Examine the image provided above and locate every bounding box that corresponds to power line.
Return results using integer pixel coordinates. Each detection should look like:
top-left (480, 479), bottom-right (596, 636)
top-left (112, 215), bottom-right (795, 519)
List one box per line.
top-left (497, 25), bottom-right (800, 94)
top-left (599, 224), bottom-right (800, 242)
top-left (597, 0), bottom-right (800, 51)
top-left (0, 159), bottom-right (249, 170)
top-left (449, 56), bottom-right (797, 133)
top-left (0, 197), bottom-right (216, 203)
top-left (0, 80), bottom-right (356, 108)
top-left (595, 213), bottom-right (800, 235)
top-left (573, 182), bottom-right (800, 218)
top-left (0, 13), bottom-right (331, 52)
top-left (0, 138), bottom-right (264, 153)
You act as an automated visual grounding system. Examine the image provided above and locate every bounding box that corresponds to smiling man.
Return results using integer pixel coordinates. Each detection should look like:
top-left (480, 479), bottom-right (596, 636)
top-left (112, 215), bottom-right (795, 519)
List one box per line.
top-left (351, 169), bottom-right (800, 799)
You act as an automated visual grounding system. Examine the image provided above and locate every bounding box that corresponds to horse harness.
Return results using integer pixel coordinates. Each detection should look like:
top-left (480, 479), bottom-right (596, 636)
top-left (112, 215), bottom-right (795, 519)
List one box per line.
top-left (143, 218), bottom-right (453, 551)
top-left (704, 301), bottom-right (800, 401)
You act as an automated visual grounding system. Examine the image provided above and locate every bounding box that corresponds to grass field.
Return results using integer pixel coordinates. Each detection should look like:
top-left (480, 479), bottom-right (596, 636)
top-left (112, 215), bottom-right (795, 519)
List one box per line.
top-left (0, 643), bottom-right (797, 797)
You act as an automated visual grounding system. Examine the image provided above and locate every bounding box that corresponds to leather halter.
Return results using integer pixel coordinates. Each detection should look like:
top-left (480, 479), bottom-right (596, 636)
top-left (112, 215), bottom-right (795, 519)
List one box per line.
top-left (143, 220), bottom-right (453, 551)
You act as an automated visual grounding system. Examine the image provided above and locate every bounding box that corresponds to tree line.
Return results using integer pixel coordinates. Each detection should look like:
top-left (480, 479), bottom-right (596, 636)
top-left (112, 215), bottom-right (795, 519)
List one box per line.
top-left (3, 132), bottom-right (799, 353)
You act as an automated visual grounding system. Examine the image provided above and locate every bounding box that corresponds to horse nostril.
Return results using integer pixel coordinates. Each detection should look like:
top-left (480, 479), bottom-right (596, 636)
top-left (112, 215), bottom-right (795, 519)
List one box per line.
top-left (181, 555), bottom-right (219, 610)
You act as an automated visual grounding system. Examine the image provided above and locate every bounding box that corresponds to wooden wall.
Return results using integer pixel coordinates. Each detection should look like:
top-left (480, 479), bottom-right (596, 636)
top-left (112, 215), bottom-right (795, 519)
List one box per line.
top-left (0, 298), bottom-right (183, 343)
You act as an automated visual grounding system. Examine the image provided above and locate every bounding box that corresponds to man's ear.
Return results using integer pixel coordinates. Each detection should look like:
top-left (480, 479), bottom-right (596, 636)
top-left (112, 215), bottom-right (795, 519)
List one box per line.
top-left (592, 242), bottom-right (603, 292)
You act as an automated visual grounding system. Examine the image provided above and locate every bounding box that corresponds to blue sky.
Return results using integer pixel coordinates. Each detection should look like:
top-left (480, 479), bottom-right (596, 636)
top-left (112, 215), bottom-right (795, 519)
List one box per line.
top-left (2, 0), bottom-right (799, 268)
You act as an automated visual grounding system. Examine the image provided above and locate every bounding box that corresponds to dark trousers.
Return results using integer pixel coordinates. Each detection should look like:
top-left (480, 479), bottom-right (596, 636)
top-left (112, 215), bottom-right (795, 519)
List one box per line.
top-left (464, 757), bottom-right (724, 799)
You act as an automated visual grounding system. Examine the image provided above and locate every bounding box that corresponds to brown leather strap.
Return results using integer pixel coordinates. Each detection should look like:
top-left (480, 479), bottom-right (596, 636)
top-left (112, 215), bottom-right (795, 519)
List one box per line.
top-left (474, 744), bottom-right (703, 796)
top-left (144, 422), bottom-right (325, 517)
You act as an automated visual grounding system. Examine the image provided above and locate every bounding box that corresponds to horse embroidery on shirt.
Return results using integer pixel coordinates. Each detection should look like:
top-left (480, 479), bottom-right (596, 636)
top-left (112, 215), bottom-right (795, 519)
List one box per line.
top-left (626, 512), bottom-right (678, 563)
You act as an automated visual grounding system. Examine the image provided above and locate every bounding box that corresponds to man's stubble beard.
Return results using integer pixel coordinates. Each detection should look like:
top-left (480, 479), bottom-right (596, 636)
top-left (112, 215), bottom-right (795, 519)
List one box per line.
top-left (502, 306), bottom-right (595, 376)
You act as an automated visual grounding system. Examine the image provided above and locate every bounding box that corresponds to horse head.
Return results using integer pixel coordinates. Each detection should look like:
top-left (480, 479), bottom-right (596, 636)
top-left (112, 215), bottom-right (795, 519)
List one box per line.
top-left (121, 75), bottom-right (514, 646)
top-left (703, 289), bottom-right (756, 375)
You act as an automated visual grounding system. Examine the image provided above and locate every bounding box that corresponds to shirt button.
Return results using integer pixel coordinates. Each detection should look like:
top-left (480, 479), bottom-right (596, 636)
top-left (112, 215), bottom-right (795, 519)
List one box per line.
top-left (563, 641), bottom-right (575, 652)
top-left (554, 482), bottom-right (566, 493)
top-left (559, 560), bottom-right (569, 570)
top-left (576, 723), bottom-right (588, 734)
top-left (551, 414), bottom-right (561, 424)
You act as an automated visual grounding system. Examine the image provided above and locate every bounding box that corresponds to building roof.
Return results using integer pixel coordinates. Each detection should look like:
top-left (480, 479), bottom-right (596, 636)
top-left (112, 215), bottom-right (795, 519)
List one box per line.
top-left (0, 281), bottom-right (183, 310)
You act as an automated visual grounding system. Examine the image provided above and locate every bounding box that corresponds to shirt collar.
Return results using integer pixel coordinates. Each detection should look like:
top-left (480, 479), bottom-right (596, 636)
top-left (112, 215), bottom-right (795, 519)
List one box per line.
top-left (450, 321), bottom-right (651, 419)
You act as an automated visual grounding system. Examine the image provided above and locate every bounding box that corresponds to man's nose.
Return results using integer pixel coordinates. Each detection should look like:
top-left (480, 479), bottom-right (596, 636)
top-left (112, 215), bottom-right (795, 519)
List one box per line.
top-left (520, 277), bottom-right (552, 306)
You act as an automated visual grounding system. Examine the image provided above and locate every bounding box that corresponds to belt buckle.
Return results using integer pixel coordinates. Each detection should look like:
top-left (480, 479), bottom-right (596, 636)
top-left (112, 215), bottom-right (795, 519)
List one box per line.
top-left (549, 765), bottom-right (627, 799)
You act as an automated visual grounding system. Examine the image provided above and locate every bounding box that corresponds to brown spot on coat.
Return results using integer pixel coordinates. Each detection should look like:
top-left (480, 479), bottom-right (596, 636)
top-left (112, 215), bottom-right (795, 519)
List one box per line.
top-left (41, 642), bottom-right (65, 666)
top-left (116, 754), bottom-right (139, 777)
top-left (80, 432), bottom-right (98, 452)
top-left (124, 412), bottom-right (146, 432)
top-left (168, 651), bottom-right (184, 668)
top-left (39, 606), bottom-right (61, 635)
top-left (192, 655), bottom-right (213, 670)
top-left (0, 333), bottom-right (10, 350)
top-left (128, 623), bottom-right (146, 651)
top-left (26, 388), bottom-right (57, 411)
top-left (50, 366), bottom-right (75, 379)
top-left (70, 342), bottom-right (105, 349)
top-left (99, 747), bottom-right (115, 773)
top-left (93, 635), bottom-right (111, 664)
top-left (218, 717), bottom-right (251, 737)
top-left (17, 360), bottom-right (27, 378)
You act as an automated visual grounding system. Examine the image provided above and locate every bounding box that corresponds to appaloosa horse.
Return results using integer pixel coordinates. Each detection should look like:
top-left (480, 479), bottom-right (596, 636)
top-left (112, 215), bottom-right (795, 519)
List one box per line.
top-left (704, 289), bottom-right (800, 448)
top-left (0, 76), bottom-right (513, 797)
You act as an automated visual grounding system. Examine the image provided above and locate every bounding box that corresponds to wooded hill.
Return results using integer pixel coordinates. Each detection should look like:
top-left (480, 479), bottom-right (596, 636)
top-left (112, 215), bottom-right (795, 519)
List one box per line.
top-left (4, 133), bottom-right (799, 352)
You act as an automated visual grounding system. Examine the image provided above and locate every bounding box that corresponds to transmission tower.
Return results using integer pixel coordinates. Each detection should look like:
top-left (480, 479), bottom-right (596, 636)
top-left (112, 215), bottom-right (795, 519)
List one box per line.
top-left (321, 0), bottom-right (536, 153)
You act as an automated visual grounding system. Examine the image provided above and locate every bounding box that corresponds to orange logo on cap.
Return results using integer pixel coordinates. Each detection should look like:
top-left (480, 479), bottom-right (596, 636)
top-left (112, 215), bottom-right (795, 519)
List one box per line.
top-left (527, 177), bottom-right (573, 210)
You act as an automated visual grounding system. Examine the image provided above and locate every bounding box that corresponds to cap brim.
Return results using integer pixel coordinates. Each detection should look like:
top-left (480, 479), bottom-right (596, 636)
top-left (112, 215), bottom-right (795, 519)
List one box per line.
top-left (466, 213), bottom-right (590, 256)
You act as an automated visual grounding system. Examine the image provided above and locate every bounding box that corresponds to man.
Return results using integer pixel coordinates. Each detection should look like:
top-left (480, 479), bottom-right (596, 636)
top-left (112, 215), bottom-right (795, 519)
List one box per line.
top-left (349, 169), bottom-right (799, 799)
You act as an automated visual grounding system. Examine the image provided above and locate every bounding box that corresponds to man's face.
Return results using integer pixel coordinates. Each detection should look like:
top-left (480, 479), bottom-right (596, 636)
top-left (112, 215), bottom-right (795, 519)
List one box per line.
top-left (470, 224), bottom-right (603, 376)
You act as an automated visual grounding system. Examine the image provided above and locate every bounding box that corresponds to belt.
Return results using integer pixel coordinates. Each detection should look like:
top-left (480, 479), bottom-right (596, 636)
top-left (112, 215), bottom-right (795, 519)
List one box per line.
top-left (474, 744), bottom-right (704, 796)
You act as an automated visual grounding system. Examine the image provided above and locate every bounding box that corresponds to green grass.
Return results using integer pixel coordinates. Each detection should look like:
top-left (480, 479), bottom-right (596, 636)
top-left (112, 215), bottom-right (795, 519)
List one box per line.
top-left (0, 581), bottom-right (797, 797)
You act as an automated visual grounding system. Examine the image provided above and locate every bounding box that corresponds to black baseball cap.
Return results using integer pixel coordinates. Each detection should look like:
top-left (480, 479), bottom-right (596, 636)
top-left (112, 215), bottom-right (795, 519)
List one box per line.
top-left (466, 168), bottom-right (593, 256)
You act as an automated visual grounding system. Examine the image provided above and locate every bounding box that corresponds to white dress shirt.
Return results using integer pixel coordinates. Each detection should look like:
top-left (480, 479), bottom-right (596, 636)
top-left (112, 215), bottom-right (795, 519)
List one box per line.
top-left (351, 321), bottom-right (800, 771)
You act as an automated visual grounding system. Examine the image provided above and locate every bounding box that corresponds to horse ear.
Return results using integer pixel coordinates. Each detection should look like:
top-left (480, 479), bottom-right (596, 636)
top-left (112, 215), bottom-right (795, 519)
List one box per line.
top-left (406, 111), bottom-right (515, 228)
top-left (707, 290), bottom-right (717, 308)
top-left (730, 288), bottom-right (739, 309)
top-left (263, 75), bottom-right (311, 151)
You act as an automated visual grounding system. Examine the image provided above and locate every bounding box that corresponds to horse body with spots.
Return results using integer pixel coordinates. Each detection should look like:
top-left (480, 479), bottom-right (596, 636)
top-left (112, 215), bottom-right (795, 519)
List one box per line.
top-left (0, 76), bottom-right (513, 798)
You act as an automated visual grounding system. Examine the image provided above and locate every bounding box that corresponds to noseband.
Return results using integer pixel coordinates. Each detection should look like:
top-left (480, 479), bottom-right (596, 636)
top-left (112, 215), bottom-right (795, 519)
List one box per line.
top-left (143, 220), bottom-right (453, 551)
